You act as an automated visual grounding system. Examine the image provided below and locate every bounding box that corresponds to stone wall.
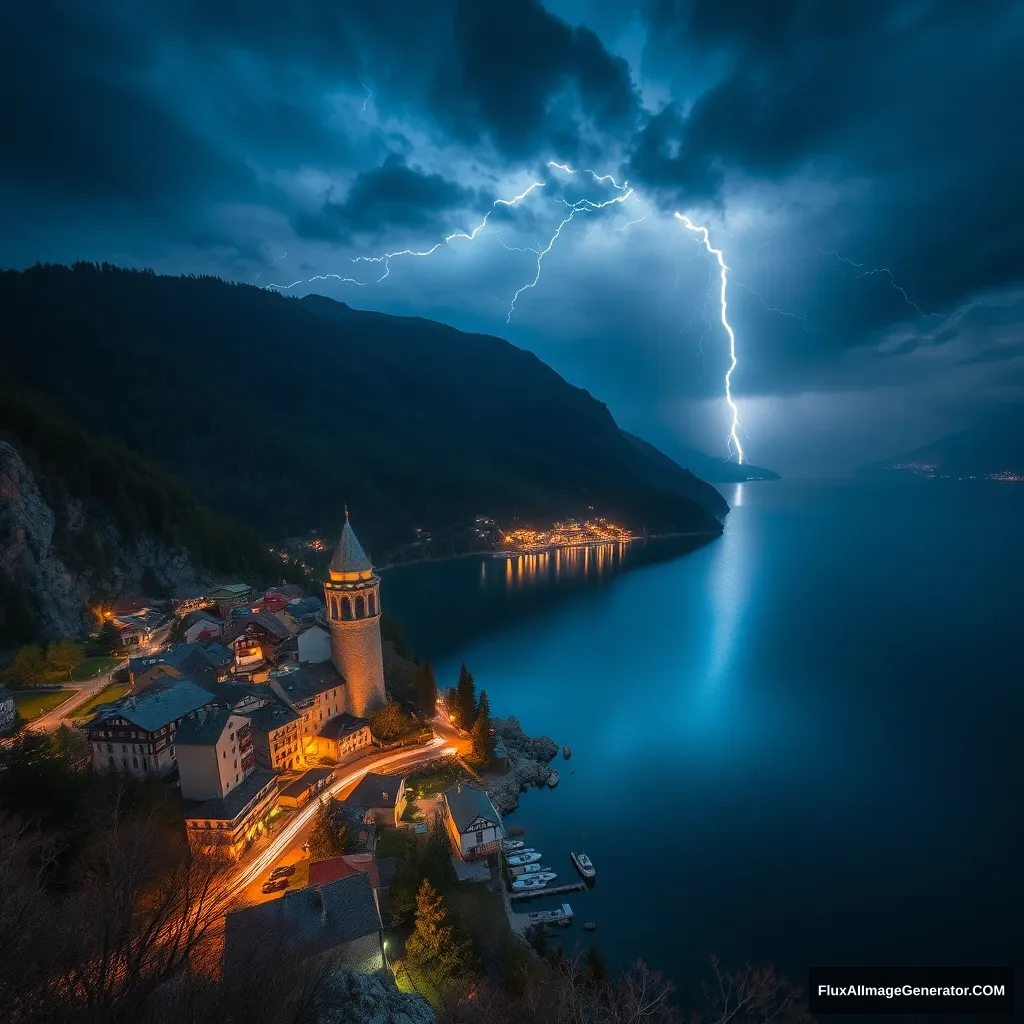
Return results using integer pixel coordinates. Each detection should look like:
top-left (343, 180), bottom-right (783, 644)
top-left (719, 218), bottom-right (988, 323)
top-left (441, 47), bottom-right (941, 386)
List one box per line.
top-left (329, 613), bottom-right (387, 719)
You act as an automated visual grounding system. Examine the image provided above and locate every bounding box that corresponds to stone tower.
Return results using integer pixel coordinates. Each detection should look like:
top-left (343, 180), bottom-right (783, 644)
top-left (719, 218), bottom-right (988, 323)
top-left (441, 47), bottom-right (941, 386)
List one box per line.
top-left (323, 510), bottom-right (387, 719)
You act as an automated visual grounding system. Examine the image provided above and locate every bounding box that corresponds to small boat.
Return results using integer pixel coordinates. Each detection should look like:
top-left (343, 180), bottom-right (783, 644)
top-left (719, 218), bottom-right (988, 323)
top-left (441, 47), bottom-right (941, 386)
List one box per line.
top-left (563, 745), bottom-right (572, 759)
top-left (502, 839), bottom-right (525, 852)
top-left (507, 851), bottom-right (542, 866)
top-left (512, 873), bottom-right (556, 890)
top-left (547, 770), bottom-right (559, 788)
top-left (583, 922), bottom-right (597, 931)
top-left (525, 903), bottom-right (573, 926)
top-left (571, 851), bottom-right (596, 880)
top-left (510, 862), bottom-right (549, 876)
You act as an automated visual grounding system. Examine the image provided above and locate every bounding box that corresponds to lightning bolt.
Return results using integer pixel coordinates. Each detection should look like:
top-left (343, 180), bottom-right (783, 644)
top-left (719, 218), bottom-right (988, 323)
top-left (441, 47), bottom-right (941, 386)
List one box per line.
top-left (675, 213), bottom-right (744, 464)
top-left (504, 161), bottom-right (634, 322)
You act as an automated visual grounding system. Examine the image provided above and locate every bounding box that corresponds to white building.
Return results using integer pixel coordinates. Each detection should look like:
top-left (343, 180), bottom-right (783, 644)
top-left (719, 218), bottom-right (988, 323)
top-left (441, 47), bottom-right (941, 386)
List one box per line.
top-left (175, 708), bottom-right (256, 802)
top-left (297, 624), bottom-right (331, 664)
top-left (442, 783), bottom-right (505, 860)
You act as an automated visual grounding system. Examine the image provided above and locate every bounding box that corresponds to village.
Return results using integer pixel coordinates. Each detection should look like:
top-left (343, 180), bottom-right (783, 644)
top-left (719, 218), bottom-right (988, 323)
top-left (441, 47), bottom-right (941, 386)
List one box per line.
top-left (0, 513), bottom-right (593, 1004)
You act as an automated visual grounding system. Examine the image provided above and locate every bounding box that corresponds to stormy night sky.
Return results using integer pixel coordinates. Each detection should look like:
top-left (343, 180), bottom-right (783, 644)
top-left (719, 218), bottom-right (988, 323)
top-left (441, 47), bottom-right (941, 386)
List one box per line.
top-left (2, 1), bottom-right (1023, 475)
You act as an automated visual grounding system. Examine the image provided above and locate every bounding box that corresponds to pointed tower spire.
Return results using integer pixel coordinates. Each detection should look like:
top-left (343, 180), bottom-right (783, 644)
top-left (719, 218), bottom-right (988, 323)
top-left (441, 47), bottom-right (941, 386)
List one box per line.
top-left (344, 504), bottom-right (349, 522)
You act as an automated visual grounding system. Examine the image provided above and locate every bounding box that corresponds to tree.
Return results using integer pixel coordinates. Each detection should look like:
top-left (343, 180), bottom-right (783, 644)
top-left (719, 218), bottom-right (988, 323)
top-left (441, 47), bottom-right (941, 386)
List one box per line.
top-left (3, 645), bottom-right (47, 687)
top-left (369, 700), bottom-right (411, 743)
top-left (586, 944), bottom-right (607, 985)
top-left (405, 879), bottom-right (472, 981)
top-left (307, 800), bottom-right (348, 861)
top-left (45, 639), bottom-right (84, 681)
top-left (97, 621), bottom-right (123, 655)
top-left (471, 690), bottom-right (495, 762)
top-left (455, 664), bottom-right (477, 730)
top-left (416, 660), bottom-right (438, 717)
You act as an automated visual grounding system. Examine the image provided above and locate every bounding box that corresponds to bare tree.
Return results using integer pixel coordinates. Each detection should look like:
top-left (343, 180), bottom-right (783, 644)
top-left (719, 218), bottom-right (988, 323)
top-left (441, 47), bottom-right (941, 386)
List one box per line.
top-left (699, 957), bottom-right (813, 1024)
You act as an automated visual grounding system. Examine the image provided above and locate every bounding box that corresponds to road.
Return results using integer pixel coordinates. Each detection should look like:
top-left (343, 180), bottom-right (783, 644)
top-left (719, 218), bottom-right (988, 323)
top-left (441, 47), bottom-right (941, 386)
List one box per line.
top-left (29, 660), bottom-right (128, 732)
top-left (228, 727), bottom-right (467, 904)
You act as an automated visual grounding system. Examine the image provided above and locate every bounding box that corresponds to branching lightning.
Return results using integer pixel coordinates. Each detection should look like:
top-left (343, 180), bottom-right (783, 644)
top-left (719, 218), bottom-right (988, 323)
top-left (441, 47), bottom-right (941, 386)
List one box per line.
top-left (674, 214), bottom-right (744, 463)
top-left (263, 150), bottom-right (752, 463)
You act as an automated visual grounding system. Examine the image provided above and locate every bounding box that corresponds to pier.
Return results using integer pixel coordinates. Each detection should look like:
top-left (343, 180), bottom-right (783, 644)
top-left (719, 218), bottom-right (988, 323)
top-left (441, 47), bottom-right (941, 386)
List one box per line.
top-left (509, 880), bottom-right (586, 901)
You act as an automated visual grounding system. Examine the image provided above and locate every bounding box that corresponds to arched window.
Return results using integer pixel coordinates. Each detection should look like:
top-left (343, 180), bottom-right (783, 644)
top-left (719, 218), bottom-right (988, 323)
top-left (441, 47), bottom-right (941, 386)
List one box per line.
top-left (368, 592), bottom-right (376, 616)
top-left (342, 596), bottom-right (353, 620)
top-left (355, 595), bottom-right (366, 619)
top-left (330, 596), bottom-right (338, 619)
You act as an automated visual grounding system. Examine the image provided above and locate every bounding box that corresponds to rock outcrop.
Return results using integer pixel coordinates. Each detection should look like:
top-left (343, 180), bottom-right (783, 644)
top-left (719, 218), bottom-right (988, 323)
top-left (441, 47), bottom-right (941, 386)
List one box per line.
top-left (486, 716), bottom-right (559, 814)
top-left (316, 968), bottom-right (434, 1023)
top-left (0, 440), bottom-right (211, 643)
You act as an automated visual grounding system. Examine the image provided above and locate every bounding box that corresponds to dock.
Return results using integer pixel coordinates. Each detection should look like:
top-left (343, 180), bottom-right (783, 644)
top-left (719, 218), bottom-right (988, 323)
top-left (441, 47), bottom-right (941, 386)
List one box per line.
top-left (516, 903), bottom-right (573, 927)
top-left (510, 881), bottom-right (586, 901)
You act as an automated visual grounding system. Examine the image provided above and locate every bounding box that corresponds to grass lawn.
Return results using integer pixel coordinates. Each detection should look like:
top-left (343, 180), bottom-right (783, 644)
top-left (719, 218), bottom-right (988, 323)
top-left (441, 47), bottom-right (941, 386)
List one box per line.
top-left (13, 688), bottom-right (75, 721)
top-left (70, 656), bottom-right (120, 682)
top-left (406, 757), bottom-right (472, 798)
top-left (72, 682), bottom-right (132, 720)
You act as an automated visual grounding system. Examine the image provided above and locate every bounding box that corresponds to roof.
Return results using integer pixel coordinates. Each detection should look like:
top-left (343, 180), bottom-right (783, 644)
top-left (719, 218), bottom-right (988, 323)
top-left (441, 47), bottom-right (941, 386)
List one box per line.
top-left (346, 772), bottom-right (404, 809)
top-left (247, 702), bottom-right (301, 733)
top-left (330, 800), bottom-right (377, 851)
top-left (183, 609), bottom-right (220, 628)
top-left (307, 856), bottom-right (360, 887)
top-left (184, 768), bottom-right (277, 823)
top-left (283, 596), bottom-right (324, 620)
top-left (201, 642), bottom-right (234, 668)
top-left (278, 766), bottom-right (335, 801)
top-left (174, 708), bottom-right (233, 746)
top-left (271, 663), bottom-right (344, 705)
top-left (329, 516), bottom-right (373, 575)
top-left (317, 713), bottom-right (369, 740)
top-left (270, 584), bottom-right (305, 600)
top-left (216, 583), bottom-right (252, 596)
top-left (96, 680), bottom-right (214, 733)
top-left (223, 872), bottom-right (381, 969)
top-left (443, 783), bottom-right (502, 833)
top-left (222, 611), bottom-right (292, 646)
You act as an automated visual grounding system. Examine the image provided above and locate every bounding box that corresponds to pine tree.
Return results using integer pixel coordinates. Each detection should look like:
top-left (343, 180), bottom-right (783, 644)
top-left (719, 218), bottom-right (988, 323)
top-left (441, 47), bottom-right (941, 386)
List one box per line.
top-left (415, 660), bottom-right (438, 717)
top-left (97, 621), bottom-right (122, 655)
top-left (405, 879), bottom-right (472, 980)
top-left (471, 690), bottom-right (495, 761)
top-left (455, 663), bottom-right (477, 730)
top-left (307, 799), bottom-right (348, 860)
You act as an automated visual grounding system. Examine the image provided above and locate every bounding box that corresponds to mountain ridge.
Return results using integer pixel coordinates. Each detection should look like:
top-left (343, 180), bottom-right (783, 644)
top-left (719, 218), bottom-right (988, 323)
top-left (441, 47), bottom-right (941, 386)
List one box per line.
top-left (1, 263), bottom-right (728, 559)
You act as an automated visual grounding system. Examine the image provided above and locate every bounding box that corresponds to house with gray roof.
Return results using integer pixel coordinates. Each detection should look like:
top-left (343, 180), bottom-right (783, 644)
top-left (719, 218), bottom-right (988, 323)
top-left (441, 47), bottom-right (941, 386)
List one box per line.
top-left (442, 783), bottom-right (504, 860)
top-left (183, 767), bottom-right (278, 861)
top-left (222, 871), bottom-right (384, 977)
top-left (247, 701), bottom-right (303, 771)
top-left (344, 772), bottom-right (408, 827)
top-left (87, 680), bottom-right (215, 778)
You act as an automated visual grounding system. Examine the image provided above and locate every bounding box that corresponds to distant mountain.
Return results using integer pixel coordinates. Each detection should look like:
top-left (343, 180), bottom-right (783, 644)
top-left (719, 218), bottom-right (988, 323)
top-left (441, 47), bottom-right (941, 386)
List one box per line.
top-left (860, 405), bottom-right (1024, 479)
top-left (626, 435), bottom-right (779, 483)
top-left (0, 264), bottom-right (728, 562)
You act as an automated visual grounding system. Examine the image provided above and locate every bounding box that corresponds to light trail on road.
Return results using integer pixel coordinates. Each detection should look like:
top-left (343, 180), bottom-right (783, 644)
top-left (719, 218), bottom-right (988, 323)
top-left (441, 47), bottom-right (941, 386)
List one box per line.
top-left (231, 736), bottom-right (453, 898)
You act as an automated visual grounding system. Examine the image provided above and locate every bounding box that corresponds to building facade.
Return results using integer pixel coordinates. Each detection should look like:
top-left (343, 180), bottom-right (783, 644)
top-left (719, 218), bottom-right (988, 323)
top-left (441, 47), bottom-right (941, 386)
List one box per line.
top-left (183, 769), bottom-right (278, 860)
top-left (87, 681), bottom-right (215, 777)
top-left (176, 709), bottom-right (257, 802)
top-left (248, 701), bottom-right (304, 771)
top-left (322, 511), bottom-right (387, 719)
top-left (0, 686), bottom-right (16, 734)
top-left (442, 783), bottom-right (505, 860)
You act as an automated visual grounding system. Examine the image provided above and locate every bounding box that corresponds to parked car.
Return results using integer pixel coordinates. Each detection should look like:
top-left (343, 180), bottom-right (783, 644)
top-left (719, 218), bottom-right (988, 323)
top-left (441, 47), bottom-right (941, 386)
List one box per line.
top-left (269, 864), bottom-right (296, 879)
top-left (261, 878), bottom-right (289, 894)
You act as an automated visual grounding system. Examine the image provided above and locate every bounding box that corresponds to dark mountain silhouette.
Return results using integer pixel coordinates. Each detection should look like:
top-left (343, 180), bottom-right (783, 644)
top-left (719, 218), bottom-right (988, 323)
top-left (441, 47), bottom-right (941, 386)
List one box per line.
top-left (622, 432), bottom-right (779, 484)
top-left (860, 404), bottom-right (1024, 478)
top-left (1, 263), bottom-right (727, 558)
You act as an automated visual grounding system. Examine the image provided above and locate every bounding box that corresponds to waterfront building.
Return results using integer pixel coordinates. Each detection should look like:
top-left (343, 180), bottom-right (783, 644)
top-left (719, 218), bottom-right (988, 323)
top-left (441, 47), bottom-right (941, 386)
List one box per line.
top-left (442, 783), bottom-right (505, 860)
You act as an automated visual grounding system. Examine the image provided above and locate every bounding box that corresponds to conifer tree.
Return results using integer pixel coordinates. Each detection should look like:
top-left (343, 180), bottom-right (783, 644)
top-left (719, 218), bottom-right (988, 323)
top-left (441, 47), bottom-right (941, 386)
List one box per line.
top-left (455, 663), bottom-right (477, 730)
top-left (307, 799), bottom-right (348, 860)
top-left (405, 879), bottom-right (472, 980)
top-left (416, 660), bottom-right (438, 717)
top-left (471, 690), bottom-right (495, 761)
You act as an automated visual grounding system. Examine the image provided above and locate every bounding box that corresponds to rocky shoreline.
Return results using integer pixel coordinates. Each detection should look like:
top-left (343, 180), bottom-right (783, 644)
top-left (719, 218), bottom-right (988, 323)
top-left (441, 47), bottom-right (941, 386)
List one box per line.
top-left (484, 716), bottom-right (559, 815)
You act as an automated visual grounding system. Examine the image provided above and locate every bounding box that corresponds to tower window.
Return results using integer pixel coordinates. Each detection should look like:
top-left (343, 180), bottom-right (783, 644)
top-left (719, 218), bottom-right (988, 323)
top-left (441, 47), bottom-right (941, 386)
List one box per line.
top-left (368, 593), bottom-right (376, 615)
top-left (342, 597), bottom-right (353, 620)
top-left (355, 595), bottom-right (365, 618)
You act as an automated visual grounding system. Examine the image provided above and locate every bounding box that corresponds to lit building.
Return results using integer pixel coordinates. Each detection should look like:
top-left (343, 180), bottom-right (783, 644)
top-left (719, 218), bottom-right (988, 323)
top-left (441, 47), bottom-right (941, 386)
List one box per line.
top-left (247, 701), bottom-right (304, 771)
top-left (87, 680), bottom-right (215, 777)
top-left (322, 510), bottom-right (388, 719)
top-left (442, 783), bottom-right (505, 860)
top-left (0, 686), bottom-right (16, 735)
top-left (343, 771), bottom-right (408, 827)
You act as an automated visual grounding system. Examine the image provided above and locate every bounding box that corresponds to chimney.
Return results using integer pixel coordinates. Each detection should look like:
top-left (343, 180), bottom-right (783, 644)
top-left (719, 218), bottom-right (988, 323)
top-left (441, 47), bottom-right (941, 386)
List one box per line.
top-left (316, 886), bottom-right (326, 925)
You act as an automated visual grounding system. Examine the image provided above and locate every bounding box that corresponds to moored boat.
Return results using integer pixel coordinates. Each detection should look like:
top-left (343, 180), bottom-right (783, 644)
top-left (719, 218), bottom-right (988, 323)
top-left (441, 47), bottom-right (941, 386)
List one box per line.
top-left (524, 903), bottom-right (573, 926)
top-left (547, 770), bottom-right (559, 788)
top-left (512, 874), bottom-right (555, 890)
top-left (571, 851), bottom-right (596, 880)
top-left (507, 851), bottom-right (542, 866)
top-left (510, 862), bottom-right (549, 875)
top-left (501, 839), bottom-right (525, 852)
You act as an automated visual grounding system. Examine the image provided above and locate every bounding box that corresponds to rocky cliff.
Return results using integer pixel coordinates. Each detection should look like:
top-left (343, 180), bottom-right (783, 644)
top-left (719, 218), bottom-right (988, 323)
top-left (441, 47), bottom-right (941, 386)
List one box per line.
top-left (0, 440), bottom-right (212, 643)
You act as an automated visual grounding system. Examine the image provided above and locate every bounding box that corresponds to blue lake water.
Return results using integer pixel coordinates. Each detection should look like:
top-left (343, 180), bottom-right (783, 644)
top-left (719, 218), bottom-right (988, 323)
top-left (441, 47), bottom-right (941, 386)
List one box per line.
top-left (379, 480), bottom-right (1022, 1009)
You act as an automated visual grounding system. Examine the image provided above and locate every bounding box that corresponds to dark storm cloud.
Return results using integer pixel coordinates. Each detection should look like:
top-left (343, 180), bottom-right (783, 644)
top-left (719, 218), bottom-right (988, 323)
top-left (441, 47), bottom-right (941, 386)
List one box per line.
top-left (0, 3), bottom-right (255, 208)
top-left (294, 154), bottom-right (485, 241)
top-left (627, 0), bottom-right (1024, 339)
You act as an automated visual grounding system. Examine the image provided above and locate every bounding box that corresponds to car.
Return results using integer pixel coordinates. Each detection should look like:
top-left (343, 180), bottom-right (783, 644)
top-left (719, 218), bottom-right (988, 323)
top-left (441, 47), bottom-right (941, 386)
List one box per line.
top-left (261, 878), bottom-right (289, 894)
top-left (269, 864), bottom-right (296, 879)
